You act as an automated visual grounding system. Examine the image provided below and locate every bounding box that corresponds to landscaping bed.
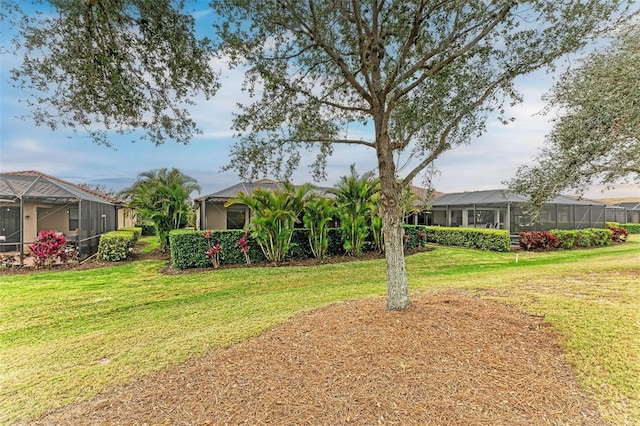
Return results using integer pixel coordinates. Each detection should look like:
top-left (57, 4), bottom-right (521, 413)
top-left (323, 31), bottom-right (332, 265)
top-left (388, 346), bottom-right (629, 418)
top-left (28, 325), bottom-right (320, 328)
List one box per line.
top-left (28, 293), bottom-right (604, 425)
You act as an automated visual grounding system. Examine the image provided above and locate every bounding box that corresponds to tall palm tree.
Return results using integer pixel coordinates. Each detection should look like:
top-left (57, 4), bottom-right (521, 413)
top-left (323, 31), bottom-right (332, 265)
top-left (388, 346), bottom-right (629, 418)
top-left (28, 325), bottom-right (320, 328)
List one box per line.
top-left (119, 168), bottom-right (200, 251)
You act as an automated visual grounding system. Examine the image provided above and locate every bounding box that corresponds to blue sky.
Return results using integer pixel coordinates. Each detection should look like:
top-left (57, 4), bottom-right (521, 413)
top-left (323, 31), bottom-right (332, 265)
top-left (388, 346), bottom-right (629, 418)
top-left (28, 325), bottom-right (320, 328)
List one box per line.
top-left (1, 3), bottom-right (639, 200)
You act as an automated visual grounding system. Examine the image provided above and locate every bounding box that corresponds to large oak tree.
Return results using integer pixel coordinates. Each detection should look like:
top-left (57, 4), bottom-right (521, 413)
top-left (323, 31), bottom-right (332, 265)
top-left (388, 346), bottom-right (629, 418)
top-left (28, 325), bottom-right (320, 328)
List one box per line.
top-left (7, 0), bottom-right (633, 310)
top-left (210, 0), bottom-right (631, 310)
top-left (509, 22), bottom-right (640, 212)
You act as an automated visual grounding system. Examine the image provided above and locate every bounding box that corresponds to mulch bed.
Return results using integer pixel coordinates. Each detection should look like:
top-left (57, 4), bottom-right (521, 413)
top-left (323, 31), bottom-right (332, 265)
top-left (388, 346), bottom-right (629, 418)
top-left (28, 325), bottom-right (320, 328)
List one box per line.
top-left (27, 293), bottom-right (605, 425)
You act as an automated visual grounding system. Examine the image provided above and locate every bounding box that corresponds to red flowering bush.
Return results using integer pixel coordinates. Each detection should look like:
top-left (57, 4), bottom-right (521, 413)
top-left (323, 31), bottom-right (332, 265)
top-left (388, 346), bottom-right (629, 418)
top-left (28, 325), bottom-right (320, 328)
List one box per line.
top-left (28, 230), bottom-right (69, 268)
top-left (205, 244), bottom-right (222, 268)
top-left (237, 231), bottom-right (251, 264)
top-left (203, 231), bottom-right (222, 268)
top-left (519, 231), bottom-right (559, 251)
top-left (607, 225), bottom-right (629, 243)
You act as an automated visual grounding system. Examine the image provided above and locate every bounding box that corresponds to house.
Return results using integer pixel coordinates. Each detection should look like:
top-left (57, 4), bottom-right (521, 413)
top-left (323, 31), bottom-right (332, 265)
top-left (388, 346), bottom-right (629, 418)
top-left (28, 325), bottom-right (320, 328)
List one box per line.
top-left (0, 171), bottom-right (131, 258)
top-left (195, 179), bottom-right (333, 230)
top-left (429, 189), bottom-right (609, 234)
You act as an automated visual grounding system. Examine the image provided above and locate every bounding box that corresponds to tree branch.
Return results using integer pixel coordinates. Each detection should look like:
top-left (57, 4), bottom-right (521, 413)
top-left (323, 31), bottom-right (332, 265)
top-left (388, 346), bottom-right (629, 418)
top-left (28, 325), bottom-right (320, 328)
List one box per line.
top-left (392, 3), bottom-right (513, 106)
top-left (402, 69), bottom-right (514, 186)
top-left (284, 137), bottom-right (376, 148)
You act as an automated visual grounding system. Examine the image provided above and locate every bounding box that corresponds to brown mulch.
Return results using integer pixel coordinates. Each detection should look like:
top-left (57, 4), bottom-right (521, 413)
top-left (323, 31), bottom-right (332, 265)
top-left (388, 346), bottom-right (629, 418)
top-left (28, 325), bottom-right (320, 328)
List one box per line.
top-left (27, 293), bottom-right (605, 425)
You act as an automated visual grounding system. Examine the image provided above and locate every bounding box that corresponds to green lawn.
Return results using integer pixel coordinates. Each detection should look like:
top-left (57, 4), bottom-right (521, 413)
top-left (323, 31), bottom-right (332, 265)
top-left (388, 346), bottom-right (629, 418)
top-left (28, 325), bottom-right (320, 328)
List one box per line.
top-left (1, 236), bottom-right (639, 424)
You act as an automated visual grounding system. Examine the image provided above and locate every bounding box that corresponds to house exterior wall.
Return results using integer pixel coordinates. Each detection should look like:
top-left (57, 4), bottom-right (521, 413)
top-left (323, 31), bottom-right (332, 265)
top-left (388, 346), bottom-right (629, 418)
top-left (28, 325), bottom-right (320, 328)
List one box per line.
top-left (205, 202), bottom-right (227, 230)
top-left (22, 203), bottom-right (39, 243)
top-left (199, 201), bottom-right (251, 230)
top-left (36, 206), bottom-right (72, 236)
top-left (117, 208), bottom-right (136, 229)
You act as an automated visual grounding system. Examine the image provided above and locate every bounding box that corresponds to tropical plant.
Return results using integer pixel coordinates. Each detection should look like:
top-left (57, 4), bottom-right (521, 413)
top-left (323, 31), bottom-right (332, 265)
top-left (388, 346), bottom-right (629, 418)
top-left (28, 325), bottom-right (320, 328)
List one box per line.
top-left (237, 230), bottom-right (251, 264)
top-left (119, 168), bottom-right (200, 251)
top-left (302, 193), bottom-right (336, 259)
top-left (331, 165), bottom-right (379, 255)
top-left (28, 230), bottom-right (69, 268)
top-left (226, 182), bottom-right (313, 262)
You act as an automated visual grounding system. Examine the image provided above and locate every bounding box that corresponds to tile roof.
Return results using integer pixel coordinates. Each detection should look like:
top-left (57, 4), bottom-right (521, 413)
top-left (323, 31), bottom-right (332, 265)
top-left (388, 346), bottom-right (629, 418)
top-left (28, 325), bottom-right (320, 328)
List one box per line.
top-left (196, 179), bottom-right (332, 202)
top-left (0, 171), bottom-right (120, 204)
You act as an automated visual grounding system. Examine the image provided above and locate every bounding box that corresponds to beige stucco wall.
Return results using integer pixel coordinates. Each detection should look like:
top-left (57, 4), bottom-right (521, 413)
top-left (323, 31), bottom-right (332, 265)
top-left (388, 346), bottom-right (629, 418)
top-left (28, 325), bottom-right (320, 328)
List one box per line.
top-left (117, 208), bottom-right (136, 229)
top-left (17, 202), bottom-right (73, 250)
top-left (205, 203), bottom-right (227, 230)
top-left (37, 206), bottom-right (71, 235)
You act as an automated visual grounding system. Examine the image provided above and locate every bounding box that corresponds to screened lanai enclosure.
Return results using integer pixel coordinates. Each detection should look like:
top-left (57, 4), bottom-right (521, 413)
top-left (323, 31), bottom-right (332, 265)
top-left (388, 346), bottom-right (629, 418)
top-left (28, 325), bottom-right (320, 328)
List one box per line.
top-left (0, 172), bottom-right (119, 260)
top-left (428, 189), bottom-right (608, 234)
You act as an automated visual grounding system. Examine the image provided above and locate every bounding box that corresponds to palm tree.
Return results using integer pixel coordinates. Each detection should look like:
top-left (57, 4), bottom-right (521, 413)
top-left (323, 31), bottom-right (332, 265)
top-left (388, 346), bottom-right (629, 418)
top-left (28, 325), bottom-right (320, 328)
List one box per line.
top-left (331, 165), bottom-right (379, 255)
top-left (119, 168), bottom-right (200, 251)
top-left (303, 193), bottom-right (336, 259)
top-left (226, 182), bottom-right (313, 262)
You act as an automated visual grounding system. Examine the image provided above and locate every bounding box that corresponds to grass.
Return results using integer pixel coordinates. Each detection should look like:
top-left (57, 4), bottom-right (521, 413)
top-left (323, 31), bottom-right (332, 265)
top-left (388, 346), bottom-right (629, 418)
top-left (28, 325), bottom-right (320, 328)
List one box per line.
top-left (139, 235), bottom-right (161, 253)
top-left (1, 236), bottom-right (639, 424)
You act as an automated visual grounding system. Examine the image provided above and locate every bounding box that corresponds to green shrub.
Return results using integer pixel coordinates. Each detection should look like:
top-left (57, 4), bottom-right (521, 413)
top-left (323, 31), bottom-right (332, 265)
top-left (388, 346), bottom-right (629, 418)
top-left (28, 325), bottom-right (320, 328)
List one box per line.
top-left (326, 228), bottom-right (346, 256)
top-left (289, 229), bottom-right (313, 259)
top-left (117, 227), bottom-right (142, 244)
top-left (550, 228), bottom-right (613, 249)
top-left (170, 229), bottom-right (268, 270)
top-left (412, 225), bottom-right (510, 252)
top-left (98, 230), bottom-right (137, 261)
top-left (136, 223), bottom-right (156, 236)
top-left (590, 228), bottom-right (612, 246)
top-left (170, 224), bottom-right (514, 270)
top-left (550, 230), bottom-right (577, 249)
top-left (621, 223), bottom-right (640, 234)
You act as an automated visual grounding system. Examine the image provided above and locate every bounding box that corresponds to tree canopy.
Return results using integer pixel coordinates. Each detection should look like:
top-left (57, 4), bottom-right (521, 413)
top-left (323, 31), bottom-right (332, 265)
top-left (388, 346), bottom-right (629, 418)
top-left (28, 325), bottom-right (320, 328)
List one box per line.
top-left (509, 23), bottom-right (640, 211)
top-left (6, 0), bottom-right (218, 146)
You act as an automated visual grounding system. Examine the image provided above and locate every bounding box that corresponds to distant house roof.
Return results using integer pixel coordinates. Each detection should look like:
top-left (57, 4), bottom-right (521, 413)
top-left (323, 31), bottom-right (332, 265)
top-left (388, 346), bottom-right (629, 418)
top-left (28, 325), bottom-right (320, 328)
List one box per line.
top-left (196, 179), bottom-right (332, 203)
top-left (0, 171), bottom-right (119, 204)
top-left (431, 189), bottom-right (607, 207)
top-left (616, 201), bottom-right (640, 210)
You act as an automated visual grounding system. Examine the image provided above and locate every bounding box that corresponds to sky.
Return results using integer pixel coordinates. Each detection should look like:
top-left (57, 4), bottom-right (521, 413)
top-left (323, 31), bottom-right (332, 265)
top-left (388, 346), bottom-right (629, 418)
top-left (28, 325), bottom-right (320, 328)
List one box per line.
top-left (1, 3), bottom-right (639, 201)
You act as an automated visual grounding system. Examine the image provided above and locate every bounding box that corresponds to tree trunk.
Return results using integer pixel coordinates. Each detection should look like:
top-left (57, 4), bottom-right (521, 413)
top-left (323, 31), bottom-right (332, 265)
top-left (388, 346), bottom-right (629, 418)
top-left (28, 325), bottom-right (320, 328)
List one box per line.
top-left (376, 134), bottom-right (410, 311)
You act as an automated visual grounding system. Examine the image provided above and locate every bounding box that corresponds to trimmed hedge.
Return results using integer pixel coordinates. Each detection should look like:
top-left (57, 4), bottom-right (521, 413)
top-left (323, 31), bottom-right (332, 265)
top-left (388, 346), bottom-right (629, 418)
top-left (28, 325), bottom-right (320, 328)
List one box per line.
top-left (411, 225), bottom-right (511, 252)
top-left (519, 228), bottom-right (615, 251)
top-left (97, 230), bottom-right (138, 261)
top-left (117, 227), bottom-right (142, 243)
top-left (170, 229), bottom-right (268, 269)
top-left (170, 225), bottom-right (513, 269)
top-left (622, 223), bottom-right (640, 234)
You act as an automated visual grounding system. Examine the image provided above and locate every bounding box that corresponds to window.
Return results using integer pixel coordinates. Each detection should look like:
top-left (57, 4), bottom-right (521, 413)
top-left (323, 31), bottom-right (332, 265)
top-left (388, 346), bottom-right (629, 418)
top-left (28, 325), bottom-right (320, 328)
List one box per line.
top-left (227, 207), bottom-right (246, 230)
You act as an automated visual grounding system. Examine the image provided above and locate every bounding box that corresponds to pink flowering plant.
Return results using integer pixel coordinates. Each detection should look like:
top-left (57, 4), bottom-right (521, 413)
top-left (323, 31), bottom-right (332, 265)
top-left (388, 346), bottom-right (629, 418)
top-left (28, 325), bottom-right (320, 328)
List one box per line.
top-left (28, 230), bottom-right (69, 268)
top-left (237, 231), bottom-right (251, 264)
top-left (203, 230), bottom-right (222, 268)
top-left (205, 244), bottom-right (222, 268)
